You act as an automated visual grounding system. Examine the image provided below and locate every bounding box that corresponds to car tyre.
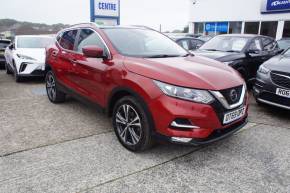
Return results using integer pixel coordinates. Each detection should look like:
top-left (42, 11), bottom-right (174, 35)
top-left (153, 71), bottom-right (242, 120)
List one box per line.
top-left (45, 71), bottom-right (66, 103)
top-left (112, 96), bottom-right (155, 152)
top-left (14, 72), bottom-right (22, 82)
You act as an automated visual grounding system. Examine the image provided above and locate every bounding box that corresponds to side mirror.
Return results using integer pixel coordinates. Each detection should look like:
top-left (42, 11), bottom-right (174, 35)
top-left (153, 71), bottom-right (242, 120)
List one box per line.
top-left (82, 45), bottom-right (105, 58)
top-left (246, 49), bottom-right (260, 56)
top-left (9, 44), bottom-right (14, 50)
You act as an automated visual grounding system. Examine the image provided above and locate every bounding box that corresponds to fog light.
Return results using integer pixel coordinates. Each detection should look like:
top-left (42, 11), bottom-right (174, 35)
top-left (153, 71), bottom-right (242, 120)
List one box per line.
top-left (171, 137), bottom-right (192, 143)
top-left (170, 119), bottom-right (200, 130)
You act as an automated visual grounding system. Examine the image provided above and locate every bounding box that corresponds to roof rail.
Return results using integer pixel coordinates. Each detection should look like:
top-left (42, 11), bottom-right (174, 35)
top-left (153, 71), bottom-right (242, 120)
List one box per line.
top-left (69, 22), bottom-right (99, 28)
top-left (130, 25), bottom-right (155, 31)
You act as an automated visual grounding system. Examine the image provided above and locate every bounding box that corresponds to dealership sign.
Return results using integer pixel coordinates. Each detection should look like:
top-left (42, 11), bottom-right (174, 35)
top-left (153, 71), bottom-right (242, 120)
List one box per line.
top-left (205, 22), bottom-right (228, 33)
top-left (90, 0), bottom-right (120, 25)
top-left (261, 0), bottom-right (290, 13)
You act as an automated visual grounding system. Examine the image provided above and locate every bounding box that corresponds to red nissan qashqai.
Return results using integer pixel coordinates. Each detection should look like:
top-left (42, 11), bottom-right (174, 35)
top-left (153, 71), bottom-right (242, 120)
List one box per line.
top-left (45, 23), bottom-right (248, 152)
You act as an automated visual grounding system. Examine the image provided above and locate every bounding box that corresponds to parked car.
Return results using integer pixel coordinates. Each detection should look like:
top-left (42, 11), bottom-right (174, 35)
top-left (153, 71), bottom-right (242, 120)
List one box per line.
top-left (45, 24), bottom-right (248, 152)
top-left (277, 38), bottom-right (290, 50)
top-left (253, 48), bottom-right (290, 110)
top-left (193, 34), bottom-right (282, 84)
top-left (186, 34), bottom-right (201, 38)
top-left (198, 35), bottom-right (215, 42)
top-left (174, 37), bottom-right (205, 51)
top-left (4, 35), bottom-right (54, 82)
top-left (0, 38), bottom-right (11, 68)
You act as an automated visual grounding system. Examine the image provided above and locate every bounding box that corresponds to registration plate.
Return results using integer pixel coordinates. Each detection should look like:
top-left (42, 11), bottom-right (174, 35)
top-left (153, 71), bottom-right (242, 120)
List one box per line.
top-left (223, 106), bottom-right (246, 124)
top-left (276, 88), bottom-right (290, 98)
top-left (0, 51), bottom-right (4, 55)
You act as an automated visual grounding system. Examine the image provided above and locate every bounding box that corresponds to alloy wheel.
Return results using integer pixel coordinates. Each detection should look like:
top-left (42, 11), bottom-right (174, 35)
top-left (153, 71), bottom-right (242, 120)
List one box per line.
top-left (46, 73), bottom-right (56, 101)
top-left (115, 104), bottom-right (142, 145)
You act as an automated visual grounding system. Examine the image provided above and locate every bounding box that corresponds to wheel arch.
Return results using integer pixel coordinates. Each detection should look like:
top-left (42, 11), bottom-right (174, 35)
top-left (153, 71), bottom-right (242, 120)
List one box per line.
top-left (107, 86), bottom-right (156, 132)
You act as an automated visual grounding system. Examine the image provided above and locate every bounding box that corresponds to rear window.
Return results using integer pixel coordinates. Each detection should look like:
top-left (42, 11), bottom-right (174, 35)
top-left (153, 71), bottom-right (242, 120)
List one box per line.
top-left (17, 37), bottom-right (54, 48)
top-left (58, 30), bottom-right (78, 50)
top-left (0, 41), bottom-right (10, 49)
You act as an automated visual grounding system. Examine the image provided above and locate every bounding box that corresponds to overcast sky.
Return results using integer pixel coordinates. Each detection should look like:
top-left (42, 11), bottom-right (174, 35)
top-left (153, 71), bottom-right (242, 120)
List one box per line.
top-left (0, 0), bottom-right (190, 32)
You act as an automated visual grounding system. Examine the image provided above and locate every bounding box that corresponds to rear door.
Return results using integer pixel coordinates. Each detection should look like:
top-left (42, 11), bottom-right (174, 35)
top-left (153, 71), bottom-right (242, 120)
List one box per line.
top-left (70, 28), bottom-right (110, 105)
top-left (55, 29), bottom-right (78, 89)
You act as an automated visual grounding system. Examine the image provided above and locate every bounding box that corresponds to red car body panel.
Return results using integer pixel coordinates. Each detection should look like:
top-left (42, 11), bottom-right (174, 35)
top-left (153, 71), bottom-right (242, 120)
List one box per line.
top-left (46, 25), bottom-right (249, 143)
top-left (124, 56), bottom-right (244, 90)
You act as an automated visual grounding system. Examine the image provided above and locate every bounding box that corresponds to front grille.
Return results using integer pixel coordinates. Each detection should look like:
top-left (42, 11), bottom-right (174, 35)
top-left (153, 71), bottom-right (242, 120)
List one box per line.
top-left (271, 71), bottom-right (290, 89)
top-left (211, 95), bottom-right (246, 126)
top-left (219, 85), bottom-right (243, 105)
top-left (259, 92), bottom-right (290, 107)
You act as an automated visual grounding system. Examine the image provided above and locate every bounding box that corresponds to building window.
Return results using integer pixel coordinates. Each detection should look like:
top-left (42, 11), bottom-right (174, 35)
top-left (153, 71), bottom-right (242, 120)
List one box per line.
top-left (283, 21), bottom-right (290, 38)
top-left (260, 21), bottom-right (278, 38)
top-left (194, 23), bottom-right (204, 35)
top-left (229, 22), bottom-right (242, 34)
top-left (244, 22), bottom-right (260, 34)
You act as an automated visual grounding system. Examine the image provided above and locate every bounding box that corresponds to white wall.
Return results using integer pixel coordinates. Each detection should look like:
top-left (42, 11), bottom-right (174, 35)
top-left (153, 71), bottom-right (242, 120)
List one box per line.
top-left (189, 0), bottom-right (290, 22)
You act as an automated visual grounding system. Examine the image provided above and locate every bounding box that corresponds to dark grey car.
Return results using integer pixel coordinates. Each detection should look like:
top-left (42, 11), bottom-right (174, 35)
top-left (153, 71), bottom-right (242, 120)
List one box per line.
top-left (253, 48), bottom-right (290, 110)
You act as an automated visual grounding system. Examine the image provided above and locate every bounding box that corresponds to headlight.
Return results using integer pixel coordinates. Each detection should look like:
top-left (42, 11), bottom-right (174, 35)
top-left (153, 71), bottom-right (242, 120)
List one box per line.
top-left (17, 54), bottom-right (36, 61)
top-left (154, 80), bottom-right (214, 104)
top-left (258, 65), bottom-right (270, 74)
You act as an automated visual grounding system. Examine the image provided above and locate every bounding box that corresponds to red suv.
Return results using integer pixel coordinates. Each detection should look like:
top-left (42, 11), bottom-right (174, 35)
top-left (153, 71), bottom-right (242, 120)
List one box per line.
top-left (45, 23), bottom-right (249, 152)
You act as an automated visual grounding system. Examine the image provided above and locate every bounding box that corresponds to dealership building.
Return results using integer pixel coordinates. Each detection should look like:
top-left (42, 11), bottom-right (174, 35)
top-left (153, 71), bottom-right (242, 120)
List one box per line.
top-left (189, 0), bottom-right (290, 39)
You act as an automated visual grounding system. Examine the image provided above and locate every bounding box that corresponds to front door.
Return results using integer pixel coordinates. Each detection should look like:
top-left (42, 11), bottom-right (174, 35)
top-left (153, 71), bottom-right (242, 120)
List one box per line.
top-left (71, 28), bottom-right (111, 105)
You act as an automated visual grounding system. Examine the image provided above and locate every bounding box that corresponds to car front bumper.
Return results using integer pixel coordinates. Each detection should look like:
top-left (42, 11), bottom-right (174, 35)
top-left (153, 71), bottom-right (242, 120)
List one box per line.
top-left (253, 75), bottom-right (290, 110)
top-left (0, 56), bottom-right (5, 65)
top-left (16, 61), bottom-right (46, 77)
top-left (149, 93), bottom-right (249, 145)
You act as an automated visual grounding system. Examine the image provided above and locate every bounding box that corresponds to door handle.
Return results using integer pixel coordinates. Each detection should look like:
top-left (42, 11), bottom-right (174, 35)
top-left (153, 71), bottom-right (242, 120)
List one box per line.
top-left (70, 59), bottom-right (77, 63)
top-left (70, 59), bottom-right (79, 67)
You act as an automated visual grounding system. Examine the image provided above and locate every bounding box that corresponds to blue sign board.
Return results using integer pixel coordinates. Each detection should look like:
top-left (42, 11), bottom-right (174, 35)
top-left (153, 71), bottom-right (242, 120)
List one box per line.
top-left (205, 22), bottom-right (228, 33)
top-left (261, 0), bottom-right (290, 13)
top-left (90, 0), bottom-right (120, 25)
top-left (205, 22), bottom-right (216, 32)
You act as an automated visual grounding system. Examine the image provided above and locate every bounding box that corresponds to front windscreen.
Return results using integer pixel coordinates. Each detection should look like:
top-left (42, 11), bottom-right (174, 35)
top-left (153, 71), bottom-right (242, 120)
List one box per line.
top-left (199, 36), bottom-right (250, 52)
top-left (103, 28), bottom-right (188, 58)
top-left (17, 37), bottom-right (54, 48)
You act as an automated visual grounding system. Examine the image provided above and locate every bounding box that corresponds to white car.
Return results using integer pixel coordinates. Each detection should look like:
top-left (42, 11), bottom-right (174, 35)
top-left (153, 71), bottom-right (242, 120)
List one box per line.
top-left (5, 35), bottom-right (54, 82)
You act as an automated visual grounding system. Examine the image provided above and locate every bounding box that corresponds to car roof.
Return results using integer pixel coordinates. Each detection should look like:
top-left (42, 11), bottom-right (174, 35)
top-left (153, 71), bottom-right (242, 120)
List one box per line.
top-left (66, 23), bottom-right (158, 31)
top-left (217, 34), bottom-right (270, 39)
top-left (16, 35), bottom-right (55, 38)
top-left (0, 38), bottom-right (11, 42)
top-left (175, 37), bottom-right (204, 41)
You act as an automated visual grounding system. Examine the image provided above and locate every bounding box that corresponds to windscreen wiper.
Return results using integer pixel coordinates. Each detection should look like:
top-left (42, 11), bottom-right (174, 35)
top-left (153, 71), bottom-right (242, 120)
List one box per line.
top-left (183, 53), bottom-right (194, 57)
top-left (203, 49), bottom-right (220, 51)
top-left (225, 50), bottom-right (239, 53)
top-left (146, 54), bottom-right (181, 58)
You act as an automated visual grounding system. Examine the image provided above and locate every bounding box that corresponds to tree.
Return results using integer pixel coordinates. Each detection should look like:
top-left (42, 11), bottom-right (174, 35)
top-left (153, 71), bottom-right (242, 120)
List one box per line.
top-left (183, 26), bottom-right (189, 33)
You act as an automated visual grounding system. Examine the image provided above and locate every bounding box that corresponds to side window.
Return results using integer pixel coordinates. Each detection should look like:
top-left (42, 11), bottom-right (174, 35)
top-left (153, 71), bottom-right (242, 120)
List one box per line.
top-left (76, 29), bottom-right (105, 53)
top-left (177, 40), bottom-right (189, 50)
top-left (191, 40), bottom-right (203, 50)
top-left (58, 30), bottom-right (78, 50)
top-left (262, 37), bottom-right (276, 51)
top-left (249, 38), bottom-right (262, 51)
